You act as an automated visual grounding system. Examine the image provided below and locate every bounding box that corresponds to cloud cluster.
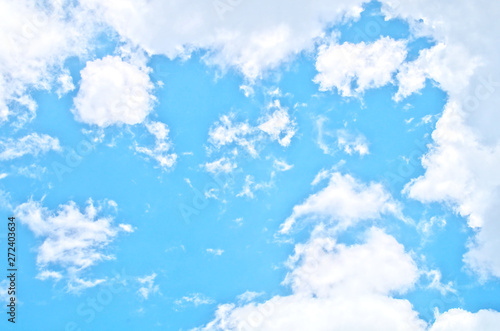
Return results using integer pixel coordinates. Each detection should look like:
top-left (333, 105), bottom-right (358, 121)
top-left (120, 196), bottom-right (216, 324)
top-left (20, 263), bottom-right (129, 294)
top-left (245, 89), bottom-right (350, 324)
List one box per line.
top-left (0, 0), bottom-right (94, 124)
top-left (15, 198), bottom-right (132, 292)
top-left (208, 100), bottom-right (296, 159)
top-left (81, 0), bottom-right (366, 82)
top-left (198, 226), bottom-right (426, 330)
top-left (384, 0), bottom-right (500, 278)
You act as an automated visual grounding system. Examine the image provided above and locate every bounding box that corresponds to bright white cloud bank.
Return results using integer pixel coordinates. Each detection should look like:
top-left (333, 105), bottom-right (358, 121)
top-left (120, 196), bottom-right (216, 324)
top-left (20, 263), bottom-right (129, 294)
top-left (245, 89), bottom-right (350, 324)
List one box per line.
top-left (430, 309), bottom-right (500, 331)
top-left (314, 37), bottom-right (407, 96)
top-left (199, 226), bottom-right (500, 330)
top-left (81, 0), bottom-right (365, 82)
top-left (383, 0), bottom-right (500, 279)
top-left (198, 226), bottom-right (426, 330)
top-left (15, 198), bottom-right (132, 291)
top-left (73, 55), bottom-right (155, 127)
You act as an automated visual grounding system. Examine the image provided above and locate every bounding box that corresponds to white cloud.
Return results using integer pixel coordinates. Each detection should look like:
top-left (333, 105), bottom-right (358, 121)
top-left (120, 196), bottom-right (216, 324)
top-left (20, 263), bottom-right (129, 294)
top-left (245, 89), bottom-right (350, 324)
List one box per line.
top-left (337, 129), bottom-right (369, 156)
top-left (0, 173), bottom-right (7, 180)
top-left (315, 117), bottom-right (369, 156)
top-left (430, 309), bottom-right (500, 331)
top-left (417, 216), bottom-right (446, 237)
top-left (137, 273), bottom-right (160, 300)
top-left (0, 280), bottom-right (10, 304)
top-left (15, 198), bottom-right (131, 292)
top-left (273, 159), bottom-right (293, 172)
top-left (197, 226), bottom-right (426, 331)
top-left (204, 157), bottom-right (237, 174)
top-left (236, 291), bottom-right (264, 303)
top-left (206, 248), bottom-right (224, 256)
top-left (0, 133), bottom-right (61, 161)
top-left (422, 269), bottom-right (456, 296)
top-left (236, 173), bottom-right (275, 199)
top-left (383, 0), bottom-right (500, 280)
top-left (16, 164), bottom-right (47, 179)
top-left (403, 101), bottom-right (500, 278)
top-left (280, 171), bottom-right (404, 234)
top-left (36, 270), bottom-right (63, 282)
top-left (73, 55), bottom-right (155, 127)
top-left (82, 0), bottom-right (365, 82)
top-left (175, 293), bottom-right (214, 307)
top-left (135, 121), bottom-right (177, 170)
top-left (208, 114), bottom-right (257, 156)
top-left (119, 224), bottom-right (135, 233)
top-left (56, 69), bottom-right (75, 97)
top-left (258, 100), bottom-right (297, 147)
top-left (314, 37), bottom-right (407, 97)
top-left (394, 43), bottom-right (478, 102)
top-left (0, 0), bottom-right (95, 124)
top-left (208, 101), bottom-right (296, 160)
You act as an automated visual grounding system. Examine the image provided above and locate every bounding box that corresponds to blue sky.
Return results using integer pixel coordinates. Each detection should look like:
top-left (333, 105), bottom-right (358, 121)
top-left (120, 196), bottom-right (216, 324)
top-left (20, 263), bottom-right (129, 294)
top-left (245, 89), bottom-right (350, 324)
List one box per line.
top-left (1, 0), bottom-right (500, 330)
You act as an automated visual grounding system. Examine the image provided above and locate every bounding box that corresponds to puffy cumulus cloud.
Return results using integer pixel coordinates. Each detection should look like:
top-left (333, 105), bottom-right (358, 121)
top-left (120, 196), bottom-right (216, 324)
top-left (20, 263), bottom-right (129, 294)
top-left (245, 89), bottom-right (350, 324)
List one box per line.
top-left (280, 171), bottom-right (404, 234)
top-left (314, 37), bottom-right (407, 97)
top-left (73, 55), bottom-right (155, 127)
top-left (208, 100), bottom-right (296, 158)
top-left (283, 227), bottom-right (419, 297)
top-left (15, 198), bottom-right (132, 292)
top-left (196, 227), bottom-right (426, 331)
top-left (137, 273), bottom-right (160, 300)
top-left (0, 0), bottom-right (94, 124)
top-left (80, 0), bottom-right (366, 82)
top-left (381, 0), bottom-right (500, 279)
top-left (0, 133), bottom-right (61, 161)
top-left (134, 121), bottom-right (177, 170)
top-left (430, 309), bottom-right (500, 331)
top-left (394, 43), bottom-right (478, 102)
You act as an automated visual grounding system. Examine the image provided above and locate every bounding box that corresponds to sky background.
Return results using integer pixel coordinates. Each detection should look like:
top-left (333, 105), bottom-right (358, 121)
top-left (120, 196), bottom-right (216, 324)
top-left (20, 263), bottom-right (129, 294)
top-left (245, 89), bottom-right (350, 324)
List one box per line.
top-left (1, 0), bottom-right (500, 330)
